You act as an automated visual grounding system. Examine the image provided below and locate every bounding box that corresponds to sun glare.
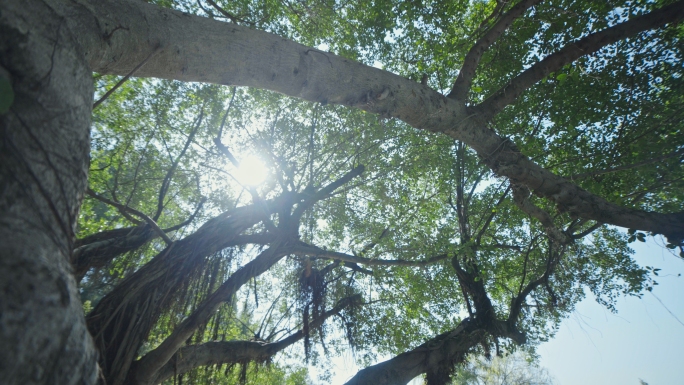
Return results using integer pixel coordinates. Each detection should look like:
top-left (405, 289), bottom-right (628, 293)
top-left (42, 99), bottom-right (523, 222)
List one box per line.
top-left (234, 155), bottom-right (269, 186)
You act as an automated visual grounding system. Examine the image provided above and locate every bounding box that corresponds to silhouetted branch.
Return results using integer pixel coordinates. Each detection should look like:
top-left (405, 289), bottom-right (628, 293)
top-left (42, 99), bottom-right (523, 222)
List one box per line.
top-left (86, 188), bottom-right (172, 244)
top-left (154, 107), bottom-right (204, 220)
top-left (477, 1), bottom-right (684, 117)
top-left (153, 295), bottom-right (361, 384)
top-left (449, 0), bottom-right (544, 100)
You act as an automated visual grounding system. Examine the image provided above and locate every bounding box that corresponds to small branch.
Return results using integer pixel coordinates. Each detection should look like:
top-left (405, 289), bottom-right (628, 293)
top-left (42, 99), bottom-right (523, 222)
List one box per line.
top-left (154, 107), bottom-right (204, 220)
top-left (86, 188), bottom-right (172, 245)
top-left (162, 197), bottom-right (207, 232)
top-left (152, 295), bottom-right (361, 384)
top-left (213, 138), bottom-right (240, 167)
top-left (511, 185), bottom-right (571, 245)
top-left (488, 243), bottom-right (521, 251)
top-left (203, 0), bottom-right (240, 23)
top-left (516, 236), bottom-right (542, 296)
top-left (569, 148), bottom-right (684, 180)
top-left (92, 45), bottom-right (160, 110)
top-left (476, 1), bottom-right (684, 118)
top-left (474, 185), bottom-right (511, 246)
top-left (571, 221), bottom-right (602, 240)
top-left (448, 0), bottom-right (544, 100)
top-left (291, 165), bottom-right (365, 223)
top-left (356, 228), bottom-right (389, 257)
top-left (509, 241), bottom-right (566, 323)
top-left (291, 241), bottom-right (450, 267)
top-left (216, 86), bottom-right (238, 143)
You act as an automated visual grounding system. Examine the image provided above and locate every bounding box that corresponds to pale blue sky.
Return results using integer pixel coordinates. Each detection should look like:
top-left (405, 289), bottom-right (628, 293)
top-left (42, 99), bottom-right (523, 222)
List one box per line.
top-left (322, 235), bottom-right (684, 385)
top-left (539, 237), bottom-right (684, 385)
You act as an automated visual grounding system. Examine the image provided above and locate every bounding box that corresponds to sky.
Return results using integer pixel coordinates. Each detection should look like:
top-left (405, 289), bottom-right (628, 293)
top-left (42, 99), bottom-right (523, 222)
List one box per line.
top-left (322, 236), bottom-right (684, 385)
top-left (538, 237), bottom-right (684, 385)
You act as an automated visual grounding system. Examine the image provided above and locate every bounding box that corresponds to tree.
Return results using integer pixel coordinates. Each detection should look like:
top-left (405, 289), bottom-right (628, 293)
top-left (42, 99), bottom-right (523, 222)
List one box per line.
top-left (1, 0), bottom-right (682, 385)
top-left (452, 351), bottom-right (554, 385)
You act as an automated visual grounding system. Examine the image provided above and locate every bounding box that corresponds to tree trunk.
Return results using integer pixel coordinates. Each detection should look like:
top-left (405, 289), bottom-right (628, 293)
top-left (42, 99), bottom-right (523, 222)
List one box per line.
top-left (0, 1), bottom-right (98, 384)
top-left (1, 0), bottom-right (682, 384)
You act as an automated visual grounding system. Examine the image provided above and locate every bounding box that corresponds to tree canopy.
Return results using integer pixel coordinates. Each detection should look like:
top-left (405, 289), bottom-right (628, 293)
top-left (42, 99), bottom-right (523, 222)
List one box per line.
top-left (1, 0), bottom-right (683, 384)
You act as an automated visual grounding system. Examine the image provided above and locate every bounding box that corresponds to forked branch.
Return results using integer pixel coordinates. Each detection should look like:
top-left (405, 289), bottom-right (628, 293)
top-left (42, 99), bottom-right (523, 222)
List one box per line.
top-left (152, 295), bottom-right (361, 384)
top-left (449, 0), bottom-right (544, 101)
top-left (477, 1), bottom-right (684, 118)
top-left (86, 188), bottom-right (172, 244)
top-left (134, 241), bottom-right (294, 385)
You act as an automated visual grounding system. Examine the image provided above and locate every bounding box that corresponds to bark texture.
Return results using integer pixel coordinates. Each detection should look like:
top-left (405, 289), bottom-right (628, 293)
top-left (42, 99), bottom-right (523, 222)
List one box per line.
top-left (2, 0), bottom-right (683, 384)
top-left (150, 295), bottom-right (361, 384)
top-left (64, 0), bottom-right (684, 243)
top-left (0, 1), bottom-right (98, 384)
top-left (344, 320), bottom-right (484, 385)
top-left (86, 197), bottom-right (291, 385)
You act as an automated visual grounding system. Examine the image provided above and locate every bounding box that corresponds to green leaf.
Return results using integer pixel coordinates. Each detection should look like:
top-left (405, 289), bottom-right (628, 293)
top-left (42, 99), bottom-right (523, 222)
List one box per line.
top-left (556, 73), bottom-right (568, 82)
top-left (472, 86), bottom-right (483, 93)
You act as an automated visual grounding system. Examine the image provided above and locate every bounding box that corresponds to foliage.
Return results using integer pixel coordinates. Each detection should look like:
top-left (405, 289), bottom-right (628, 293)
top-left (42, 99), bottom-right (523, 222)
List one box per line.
top-left (74, 1), bottom-right (684, 384)
top-left (451, 351), bottom-right (554, 385)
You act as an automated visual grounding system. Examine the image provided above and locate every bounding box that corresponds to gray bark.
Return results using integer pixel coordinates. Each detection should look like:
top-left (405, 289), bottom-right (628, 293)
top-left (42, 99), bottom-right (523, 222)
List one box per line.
top-left (0, 1), bottom-right (98, 384)
top-left (344, 320), bottom-right (484, 385)
top-left (150, 295), bottom-right (362, 384)
top-left (65, 0), bottom-right (684, 244)
top-left (133, 241), bottom-right (293, 385)
top-left (86, 196), bottom-right (292, 385)
top-left (1, 0), bottom-right (682, 384)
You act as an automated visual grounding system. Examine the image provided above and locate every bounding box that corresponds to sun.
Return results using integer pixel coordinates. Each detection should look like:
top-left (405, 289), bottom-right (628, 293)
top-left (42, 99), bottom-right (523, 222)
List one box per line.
top-left (235, 154), bottom-right (269, 186)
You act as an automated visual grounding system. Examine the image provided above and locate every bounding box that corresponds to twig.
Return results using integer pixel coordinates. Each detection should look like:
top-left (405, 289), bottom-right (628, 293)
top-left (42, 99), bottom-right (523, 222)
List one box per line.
top-left (93, 45), bottom-right (160, 109)
top-left (87, 188), bottom-right (173, 245)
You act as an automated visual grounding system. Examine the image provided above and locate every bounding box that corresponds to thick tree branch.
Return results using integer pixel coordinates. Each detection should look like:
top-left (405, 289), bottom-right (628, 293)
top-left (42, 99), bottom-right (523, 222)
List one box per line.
top-left (73, 197), bottom-right (205, 281)
top-left (134, 240), bottom-right (294, 385)
top-left (451, 255), bottom-right (496, 321)
top-left (343, 319), bottom-right (502, 385)
top-left (151, 295), bottom-right (361, 384)
top-left (448, 0), bottom-right (544, 100)
top-left (476, 1), bottom-right (684, 117)
top-left (86, 193), bottom-right (298, 384)
top-left (68, 0), bottom-right (684, 243)
top-left (130, 167), bottom-right (363, 384)
top-left (72, 226), bottom-right (153, 281)
top-left (344, 252), bottom-right (530, 385)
